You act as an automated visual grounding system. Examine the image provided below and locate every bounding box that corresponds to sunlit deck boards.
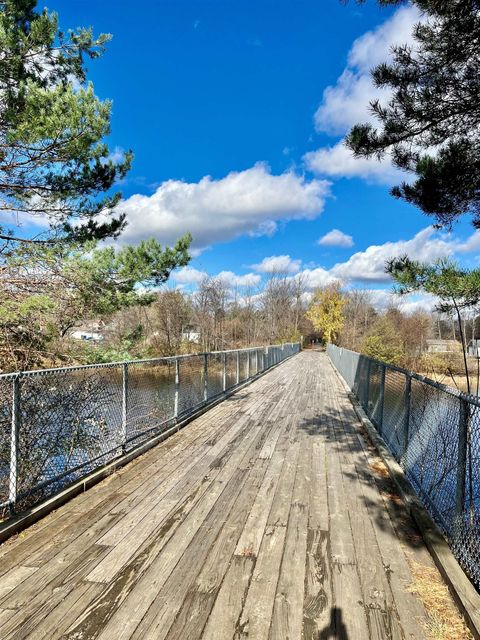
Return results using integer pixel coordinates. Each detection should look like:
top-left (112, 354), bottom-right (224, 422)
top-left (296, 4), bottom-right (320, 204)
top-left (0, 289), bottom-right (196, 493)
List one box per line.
top-left (0, 351), bottom-right (434, 639)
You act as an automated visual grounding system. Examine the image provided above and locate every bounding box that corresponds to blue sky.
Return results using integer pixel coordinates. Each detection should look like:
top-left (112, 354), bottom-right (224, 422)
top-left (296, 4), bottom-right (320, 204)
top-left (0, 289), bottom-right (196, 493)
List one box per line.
top-left (41, 1), bottom-right (480, 308)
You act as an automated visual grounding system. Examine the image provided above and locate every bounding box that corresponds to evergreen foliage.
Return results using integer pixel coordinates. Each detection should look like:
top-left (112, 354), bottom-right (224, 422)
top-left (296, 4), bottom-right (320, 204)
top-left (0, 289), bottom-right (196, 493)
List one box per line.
top-left (347, 0), bottom-right (480, 227)
top-left (0, 0), bottom-right (132, 243)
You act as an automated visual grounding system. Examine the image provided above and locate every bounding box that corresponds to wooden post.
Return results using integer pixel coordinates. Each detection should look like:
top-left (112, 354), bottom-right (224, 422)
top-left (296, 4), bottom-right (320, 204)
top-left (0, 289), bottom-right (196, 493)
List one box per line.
top-left (174, 358), bottom-right (180, 419)
top-left (9, 375), bottom-right (20, 515)
top-left (455, 398), bottom-right (469, 527)
top-left (204, 353), bottom-right (209, 401)
top-left (121, 363), bottom-right (128, 452)
top-left (222, 352), bottom-right (227, 392)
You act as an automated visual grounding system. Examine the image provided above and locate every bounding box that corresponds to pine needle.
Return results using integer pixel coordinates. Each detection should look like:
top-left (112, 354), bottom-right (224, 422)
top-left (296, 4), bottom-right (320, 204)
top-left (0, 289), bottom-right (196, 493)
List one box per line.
top-left (407, 561), bottom-right (473, 640)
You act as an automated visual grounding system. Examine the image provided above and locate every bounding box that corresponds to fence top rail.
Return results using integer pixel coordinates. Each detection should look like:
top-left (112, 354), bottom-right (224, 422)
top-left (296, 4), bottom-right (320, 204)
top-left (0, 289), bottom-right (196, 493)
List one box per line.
top-left (329, 343), bottom-right (480, 409)
top-left (0, 342), bottom-right (300, 381)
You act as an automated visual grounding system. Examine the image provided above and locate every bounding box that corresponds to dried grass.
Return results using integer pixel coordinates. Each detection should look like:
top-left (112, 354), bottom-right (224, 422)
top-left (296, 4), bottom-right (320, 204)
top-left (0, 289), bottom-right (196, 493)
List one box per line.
top-left (368, 459), bottom-right (389, 479)
top-left (407, 561), bottom-right (473, 640)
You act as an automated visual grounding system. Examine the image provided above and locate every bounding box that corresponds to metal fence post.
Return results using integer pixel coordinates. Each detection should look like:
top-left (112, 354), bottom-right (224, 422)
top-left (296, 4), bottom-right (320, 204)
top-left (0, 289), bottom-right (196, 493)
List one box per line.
top-left (222, 352), bottom-right (227, 392)
top-left (377, 364), bottom-right (386, 434)
top-left (402, 375), bottom-right (412, 463)
top-left (236, 351), bottom-right (240, 385)
top-left (174, 358), bottom-right (180, 420)
top-left (204, 353), bottom-right (209, 401)
top-left (255, 349), bottom-right (258, 375)
top-left (247, 350), bottom-right (250, 380)
top-left (9, 375), bottom-right (20, 515)
top-left (455, 398), bottom-right (469, 527)
top-left (364, 358), bottom-right (371, 414)
top-left (121, 363), bottom-right (128, 452)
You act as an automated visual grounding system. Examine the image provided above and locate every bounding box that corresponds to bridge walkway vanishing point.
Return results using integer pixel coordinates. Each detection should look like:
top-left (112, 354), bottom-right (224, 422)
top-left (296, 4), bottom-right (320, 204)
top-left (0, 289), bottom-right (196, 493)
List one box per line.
top-left (0, 351), bottom-right (458, 639)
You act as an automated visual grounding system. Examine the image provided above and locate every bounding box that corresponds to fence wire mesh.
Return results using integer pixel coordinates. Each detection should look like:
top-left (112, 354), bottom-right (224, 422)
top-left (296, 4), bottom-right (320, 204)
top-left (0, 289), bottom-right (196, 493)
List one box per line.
top-left (0, 342), bottom-right (299, 521)
top-left (327, 343), bottom-right (480, 591)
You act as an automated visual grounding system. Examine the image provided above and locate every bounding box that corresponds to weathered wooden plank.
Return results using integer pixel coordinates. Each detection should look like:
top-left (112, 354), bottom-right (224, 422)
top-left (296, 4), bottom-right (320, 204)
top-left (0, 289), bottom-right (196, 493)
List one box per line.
top-left (234, 449), bottom-right (285, 557)
top-left (0, 565), bottom-right (37, 599)
top-left (163, 460), bottom-right (269, 640)
top-left (62, 410), bottom-right (278, 639)
top-left (144, 456), bottom-right (271, 640)
top-left (201, 556), bottom-right (255, 640)
top-left (308, 440), bottom-right (329, 531)
top-left (269, 434), bottom-right (309, 640)
top-left (0, 545), bottom-right (111, 639)
top-left (0, 610), bottom-right (15, 627)
top-left (236, 525), bottom-right (287, 639)
top-left (267, 438), bottom-right (300, 527)
top-left (0, 509), bottom-right (119, 610)
top-left (0, 399), bottom-right (233, 569)
top-left (324, 397), bottom-right (370, 639)
top-left (0, 490), bottom-right (125, 577)
top-left (343, 460), bottom-right (404, 640)
top-left (126, 467), bottom-right (251, 640)
top-left (86, 406), bottom-right (272, 585)
top-left (303, 528), bottom-right (332, 639)
top-left (21, 582), bottom-right (104, 640)
top-left (86, 412), bottom-right (278, 639)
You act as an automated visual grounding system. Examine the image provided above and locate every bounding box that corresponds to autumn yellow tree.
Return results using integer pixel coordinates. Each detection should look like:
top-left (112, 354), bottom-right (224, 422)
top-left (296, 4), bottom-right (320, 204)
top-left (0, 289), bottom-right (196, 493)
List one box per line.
top-left (307, 282), bottom-right (345, 344)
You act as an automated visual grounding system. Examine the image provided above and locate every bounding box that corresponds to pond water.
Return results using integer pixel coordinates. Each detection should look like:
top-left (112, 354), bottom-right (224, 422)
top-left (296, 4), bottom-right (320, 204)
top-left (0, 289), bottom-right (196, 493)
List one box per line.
top-left (0, 349), bottom-right (266, 514)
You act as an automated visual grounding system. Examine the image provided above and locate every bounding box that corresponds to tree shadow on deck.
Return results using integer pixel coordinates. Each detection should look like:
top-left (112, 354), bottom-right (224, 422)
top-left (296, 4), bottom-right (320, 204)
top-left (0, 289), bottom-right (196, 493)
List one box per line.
top-left (297, 408), bottom-right (426, 552)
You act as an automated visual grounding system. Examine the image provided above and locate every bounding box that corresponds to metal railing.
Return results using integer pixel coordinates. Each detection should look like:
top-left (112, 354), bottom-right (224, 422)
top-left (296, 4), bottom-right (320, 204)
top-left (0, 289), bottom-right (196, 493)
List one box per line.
top-left (327, 343), bottom-right (480, 590)
top-left (0, 342), bottom-right (300, 520)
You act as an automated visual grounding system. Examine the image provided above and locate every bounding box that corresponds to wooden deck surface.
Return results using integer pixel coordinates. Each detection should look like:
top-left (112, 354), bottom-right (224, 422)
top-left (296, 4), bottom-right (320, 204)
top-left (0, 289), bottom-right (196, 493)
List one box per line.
top-left (0, 351), bottom-right (436, 639)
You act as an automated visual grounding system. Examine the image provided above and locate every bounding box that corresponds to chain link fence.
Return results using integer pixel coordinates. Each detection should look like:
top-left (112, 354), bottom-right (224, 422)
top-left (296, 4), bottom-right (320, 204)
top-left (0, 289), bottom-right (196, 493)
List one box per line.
top-left (0, 342), bottom-right (300, 520)
top-left (327, 343), bottom-right (480, 591)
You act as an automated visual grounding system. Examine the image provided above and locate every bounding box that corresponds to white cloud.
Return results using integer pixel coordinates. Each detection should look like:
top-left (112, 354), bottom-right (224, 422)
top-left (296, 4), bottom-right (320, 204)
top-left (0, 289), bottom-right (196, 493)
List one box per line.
top-left (455, 230), bottom-right (480, 254)
top-left (296, 267), bottom-right (338, 289)
top-left (364, 289), bottom-right (436, 314)
top-left (314, 71), bottom-right (387, 138)
top-left (306, 6), bottom-right (422, 184)
top-left (314, 6), bottom-right (422, 136)
top-left (172, 266), bottom-right (260, 289)
top-left (217, 271), bottom-right (261, 288)
top-left (291, 226), bottom-right (480, 289)
top-left (318, 228), bottom-right (354, 248)
top-left (252, 254), bottom-right (302, 274)
top-left (304, 140), bottom-right (403, 185)
top-left (330, 227), bottom-right (458, 283)
top-left (172, 266), bottom-right (207, 284)
top-left (175, 227), bottom-right (480, 294)
top-left (115, 163), bottom-right (330, 250)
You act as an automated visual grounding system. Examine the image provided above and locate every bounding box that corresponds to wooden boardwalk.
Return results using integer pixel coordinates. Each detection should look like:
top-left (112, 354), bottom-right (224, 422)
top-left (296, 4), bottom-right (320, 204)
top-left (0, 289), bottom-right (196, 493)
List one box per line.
top-left (0, 351), bottom-right (437, 639)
